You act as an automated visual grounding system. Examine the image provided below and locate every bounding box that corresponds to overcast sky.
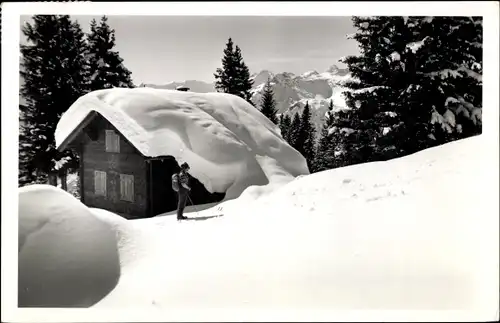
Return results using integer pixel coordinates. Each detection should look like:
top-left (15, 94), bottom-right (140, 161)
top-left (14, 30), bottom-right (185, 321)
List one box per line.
top-left (20, 15), bottom-right (360, 85)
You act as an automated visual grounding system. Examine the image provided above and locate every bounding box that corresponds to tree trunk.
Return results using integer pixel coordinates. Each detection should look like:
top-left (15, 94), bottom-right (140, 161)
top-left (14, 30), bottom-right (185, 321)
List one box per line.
top-left (48, 174), bottom-right (57, 186)
top-left (60, 172), bottom-right (68, 191)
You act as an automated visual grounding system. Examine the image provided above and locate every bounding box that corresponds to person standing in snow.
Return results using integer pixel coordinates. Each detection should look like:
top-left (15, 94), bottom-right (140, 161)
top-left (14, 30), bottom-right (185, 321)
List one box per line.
top-left (172, 162), bottom-right (191, 220)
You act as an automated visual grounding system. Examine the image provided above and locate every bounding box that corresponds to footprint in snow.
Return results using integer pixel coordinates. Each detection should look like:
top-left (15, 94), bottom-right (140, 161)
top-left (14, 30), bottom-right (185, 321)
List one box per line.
top-left (366, 196), bottom-right (383, 202)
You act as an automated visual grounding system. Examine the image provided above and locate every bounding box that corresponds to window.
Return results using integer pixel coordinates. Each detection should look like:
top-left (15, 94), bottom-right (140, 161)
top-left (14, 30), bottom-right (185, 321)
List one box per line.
top-left (94, 170), bottom-right (107, 196)
top-left (120, 174), bottom-right (134, 202)
top-left (105, 130), bottom-right (120, 153)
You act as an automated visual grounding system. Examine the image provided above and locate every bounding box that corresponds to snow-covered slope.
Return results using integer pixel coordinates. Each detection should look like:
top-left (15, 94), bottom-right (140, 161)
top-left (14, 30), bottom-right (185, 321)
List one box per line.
top-left (55, 88), bottom-right (309, 199)
top-left (251, 64), bottom-right (351, 133)
top-left (17, 136), bottom-right (498, 318)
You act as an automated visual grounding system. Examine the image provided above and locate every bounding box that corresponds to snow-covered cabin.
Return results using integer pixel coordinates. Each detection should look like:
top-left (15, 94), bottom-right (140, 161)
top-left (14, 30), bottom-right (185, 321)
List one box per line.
top-left (55, 93), bottom-right (225, 219)
top-left (55, 88), bottom-right (309, 219)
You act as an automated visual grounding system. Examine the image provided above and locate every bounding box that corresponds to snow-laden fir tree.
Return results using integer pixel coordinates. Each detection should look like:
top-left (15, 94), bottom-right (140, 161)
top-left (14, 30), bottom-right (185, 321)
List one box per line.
top-left (340, 16), bottom-right (413, 163)
top-left (259, 78), bottom-right (278, 124)
top-left (87, 16), bottom-right (134, 90)
top-left (19, 15), bottom-right (89, 186)
top-left (339, 16), bottom-right (482, 166)
top-left (214, 38), bottom-right (254, 105)
top-left (407, 16), bottom-right (483, 145)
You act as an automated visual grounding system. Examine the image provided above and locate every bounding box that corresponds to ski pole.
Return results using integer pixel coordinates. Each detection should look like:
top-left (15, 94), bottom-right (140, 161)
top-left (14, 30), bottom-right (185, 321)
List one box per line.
top-left (187, 194), bottom-right (199, 216)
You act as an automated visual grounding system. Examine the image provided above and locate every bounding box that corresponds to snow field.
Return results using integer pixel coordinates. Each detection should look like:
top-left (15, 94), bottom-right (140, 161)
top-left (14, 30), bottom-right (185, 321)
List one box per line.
top-left (17, 135), bottom-right (497, 315)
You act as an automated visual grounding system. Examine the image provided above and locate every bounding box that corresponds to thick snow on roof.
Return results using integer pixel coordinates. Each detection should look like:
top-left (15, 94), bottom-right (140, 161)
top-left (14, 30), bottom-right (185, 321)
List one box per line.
top-left (55, 88), bottom-right (309, 198)
top-left (17, 136), bottom-right (498, 318)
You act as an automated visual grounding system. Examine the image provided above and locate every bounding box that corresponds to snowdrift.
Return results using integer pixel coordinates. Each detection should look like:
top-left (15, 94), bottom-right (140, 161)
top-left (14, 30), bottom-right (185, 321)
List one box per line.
top-left (55, 88), bottom-right (309, 199)
top-left (17, 136), bottom-right (498, 318)
top-left (18, 185), bottom-right (121, 307)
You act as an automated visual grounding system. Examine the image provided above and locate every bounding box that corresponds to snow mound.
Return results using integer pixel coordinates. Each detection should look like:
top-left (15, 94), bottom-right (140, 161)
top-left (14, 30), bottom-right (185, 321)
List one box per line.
top-left (55, 88), bottom-right (309, 199)
top-left (18, 185), bottom-right (121, 307)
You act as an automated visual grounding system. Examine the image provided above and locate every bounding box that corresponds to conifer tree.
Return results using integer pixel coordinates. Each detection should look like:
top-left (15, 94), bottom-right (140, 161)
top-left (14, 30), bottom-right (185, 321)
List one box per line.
top-left (406, 17), bottom-right (483, 147)
top-left (214, 38), bottom-right (254, 105)
top-left (259, 79), bottom-right (278, 124)
top-left (299, 102), bottom-right (316, 170)
top-left (313, 100), bottom-right (337, 172)
top-left (279, 113), bottom-right (292, 142)
top-left (339, 16), bottom-right (482, 166)
top-left (288, 111), bottom-right (302, 150)
top-left (233, 45), bottom-right (255, 105)
top-left (19, 15), bottom-right (89, 186)
top-left (214, 38), bottom-right (236, 95)
top-left (340, 16), bottom-right (412, 164)
top-left (87, 16), bottom-right (134, 90)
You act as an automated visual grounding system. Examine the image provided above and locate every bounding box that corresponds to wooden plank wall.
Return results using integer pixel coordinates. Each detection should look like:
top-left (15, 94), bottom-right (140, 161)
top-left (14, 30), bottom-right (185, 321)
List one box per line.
top-left (81, 116), bottom-right (148, 219)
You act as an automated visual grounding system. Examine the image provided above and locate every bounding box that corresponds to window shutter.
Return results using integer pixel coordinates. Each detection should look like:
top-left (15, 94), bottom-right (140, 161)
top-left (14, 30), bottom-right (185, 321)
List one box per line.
top-left (120, 175), bottom-right (125, 200)
top-left (94, 170), bottom-right (107, 196)
top-left (120, 174), bottom-right (134, 202)
top-left (105, 130), bottom-right (120, 153)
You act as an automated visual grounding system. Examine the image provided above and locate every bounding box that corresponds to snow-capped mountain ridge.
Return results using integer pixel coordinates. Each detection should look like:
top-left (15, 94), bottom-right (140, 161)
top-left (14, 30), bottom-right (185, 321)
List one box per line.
top-left (250, 64), bottom-right (352, 133)
top-left (301, 70), bottom-right (320, 78)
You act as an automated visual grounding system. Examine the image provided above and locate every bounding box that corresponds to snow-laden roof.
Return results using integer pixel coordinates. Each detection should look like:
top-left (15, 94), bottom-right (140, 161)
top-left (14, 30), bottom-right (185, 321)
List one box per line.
top-left (55, 88), bottom-right (309, 198)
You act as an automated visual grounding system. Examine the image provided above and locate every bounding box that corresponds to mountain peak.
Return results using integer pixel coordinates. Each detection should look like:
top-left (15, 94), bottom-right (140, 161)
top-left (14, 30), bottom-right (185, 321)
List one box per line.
top-left (251, 69), bottom-right (273, 77)
top-left (301, 70), bottom-right (320, 78)
top-left (326, 65), bottom-right (340, 74)
top-left (274, 72), bottom-right (295, 81)
top-left (325, 64), bottom-right (350, 77)
top-left (251, 70), bottom-right (275, 85)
